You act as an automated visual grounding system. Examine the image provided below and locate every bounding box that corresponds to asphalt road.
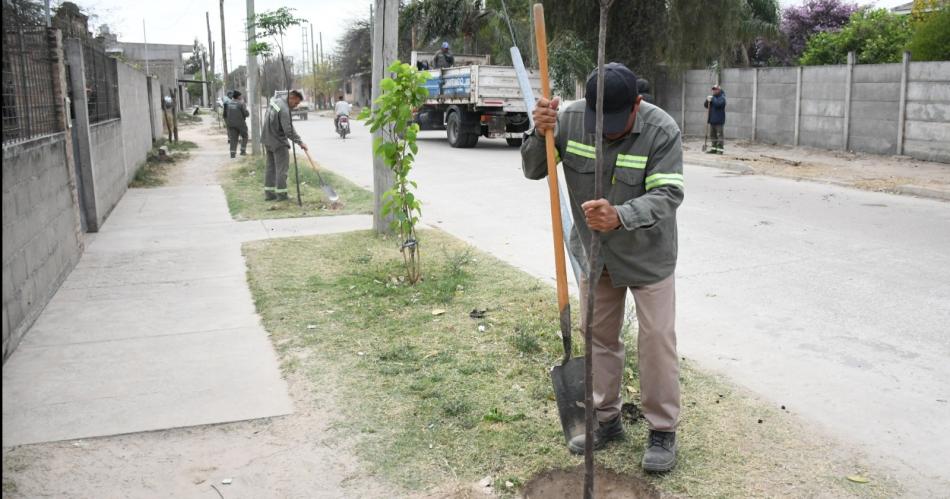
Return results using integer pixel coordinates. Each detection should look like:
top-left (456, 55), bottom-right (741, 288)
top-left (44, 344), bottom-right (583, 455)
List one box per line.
top-left (295, 115), bottom-right (950, 496)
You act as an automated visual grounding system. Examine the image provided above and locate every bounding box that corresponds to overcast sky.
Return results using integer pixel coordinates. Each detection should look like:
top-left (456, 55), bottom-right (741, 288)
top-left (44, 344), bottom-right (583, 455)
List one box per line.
top-left (78, 0), bottom-right (910, 76)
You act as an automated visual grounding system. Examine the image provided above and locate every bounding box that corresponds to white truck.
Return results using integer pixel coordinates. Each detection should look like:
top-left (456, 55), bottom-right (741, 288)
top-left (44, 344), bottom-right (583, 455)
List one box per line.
top-left (273, 90), bottom-right (310, 120)
top-left (410, 51), bottom-right (542, 148)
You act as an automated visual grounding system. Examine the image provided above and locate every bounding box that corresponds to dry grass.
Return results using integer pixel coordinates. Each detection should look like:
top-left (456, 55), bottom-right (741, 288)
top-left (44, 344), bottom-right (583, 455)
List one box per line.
top-left (243, 229), bottom-right (898, 498)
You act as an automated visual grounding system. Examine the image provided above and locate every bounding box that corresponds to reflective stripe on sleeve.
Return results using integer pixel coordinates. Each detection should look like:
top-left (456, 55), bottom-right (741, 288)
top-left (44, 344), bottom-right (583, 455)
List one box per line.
top-left (645, 173), bottom-right (684, 191)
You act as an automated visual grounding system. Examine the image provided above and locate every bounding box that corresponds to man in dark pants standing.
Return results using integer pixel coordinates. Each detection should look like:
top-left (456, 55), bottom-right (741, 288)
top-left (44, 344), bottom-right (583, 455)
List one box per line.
top-left (224, 91), bottom-right (249, 158)
top-left (704, 84), bottom-right (726, 154)
top-left (261, 90), bottom-right (308, 201)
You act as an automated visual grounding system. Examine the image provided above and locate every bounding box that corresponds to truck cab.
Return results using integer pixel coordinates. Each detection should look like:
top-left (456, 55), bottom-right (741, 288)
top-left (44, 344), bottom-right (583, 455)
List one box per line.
top-left (273, 90), bottom-right (311, 120)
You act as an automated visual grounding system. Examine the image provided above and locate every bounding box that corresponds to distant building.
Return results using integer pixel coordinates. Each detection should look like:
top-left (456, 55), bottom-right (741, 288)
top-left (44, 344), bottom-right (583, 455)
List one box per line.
top-left (104, 40), bottom-right (194, 107)
top-left (344, 71), bottom-right (371, 108)
top-left (891, 0), bottom-right (948, 15)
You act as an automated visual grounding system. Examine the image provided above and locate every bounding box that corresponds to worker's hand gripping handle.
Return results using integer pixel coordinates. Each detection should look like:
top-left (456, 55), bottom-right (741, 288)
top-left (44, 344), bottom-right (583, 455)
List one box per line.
top-left (534, 3), bottom-right (572, 364)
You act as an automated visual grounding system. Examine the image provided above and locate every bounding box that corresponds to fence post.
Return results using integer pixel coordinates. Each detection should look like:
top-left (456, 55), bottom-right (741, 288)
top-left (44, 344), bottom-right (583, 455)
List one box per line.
top-left (64, 37), bottom-right (99, 232)
top-left (794, 66), bottom-right (802, 146)
top-left (751, 68), bottom-right (758, 142)
top-left (680, 71), bottom-right (686, 135)
top-left (843, 51), bottom-right (855, 151)
top-left (896, 51), bottom-right (910, 156)
top-left (49, 29), bottom-right (85, 244)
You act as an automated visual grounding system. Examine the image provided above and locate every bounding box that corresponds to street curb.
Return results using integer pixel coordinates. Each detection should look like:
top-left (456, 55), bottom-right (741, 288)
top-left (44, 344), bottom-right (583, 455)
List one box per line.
top-left (685, 155), bottom-right (756, 174)
top-left (895, 184), bottom-right (950, 201)
top-left (685, 154), bottom-right (950, 203)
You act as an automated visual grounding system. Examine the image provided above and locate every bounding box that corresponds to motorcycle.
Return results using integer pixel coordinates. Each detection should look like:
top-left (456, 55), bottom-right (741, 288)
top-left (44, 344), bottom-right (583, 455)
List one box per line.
top-left (336, 114), bottom-right (350, 139)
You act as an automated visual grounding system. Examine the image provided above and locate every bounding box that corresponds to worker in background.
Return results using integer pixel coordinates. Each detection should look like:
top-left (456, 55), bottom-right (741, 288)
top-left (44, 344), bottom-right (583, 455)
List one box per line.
top-left (261, 90), bottom-right (308, 201)
top-left (433, 41), bottom-right (455, 69)
top-left (637, 78), bottom-right (654, 104)
top-left (704, 84), bottom-right (726, 154)
top-left (522, 63), bottom-right (684, 473)
top-left (224, 90), bottom-right (249, 158)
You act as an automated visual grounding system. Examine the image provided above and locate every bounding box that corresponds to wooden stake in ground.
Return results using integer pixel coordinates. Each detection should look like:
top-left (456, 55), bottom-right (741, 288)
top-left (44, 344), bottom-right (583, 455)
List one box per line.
top-left (584, 1), bottom-right (616, 497)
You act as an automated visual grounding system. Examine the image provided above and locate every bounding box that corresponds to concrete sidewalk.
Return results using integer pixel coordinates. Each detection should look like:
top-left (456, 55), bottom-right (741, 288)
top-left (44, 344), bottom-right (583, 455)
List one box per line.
top-left (2, 125), bottom-right (371, 446)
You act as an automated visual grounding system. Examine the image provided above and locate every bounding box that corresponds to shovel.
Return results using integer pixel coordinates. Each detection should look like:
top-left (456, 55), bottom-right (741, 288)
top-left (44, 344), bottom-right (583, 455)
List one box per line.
top-left (533, 4), bottom-right (586, 447)
top-left (302, 149), bottom-right (340, 204)
top-left (702, 98), bottom-right (711, 152)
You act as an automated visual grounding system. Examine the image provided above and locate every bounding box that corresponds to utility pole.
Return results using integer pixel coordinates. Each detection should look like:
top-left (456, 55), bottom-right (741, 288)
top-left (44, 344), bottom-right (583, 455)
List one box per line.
top-left (319, 31), bottom-right (323, 65)
top-left (200, 53), bottom-right (209, 106)
top-left (206, 12), bottom-right (216, 101)
top-left (220, 0), bottom-right (229, 90)
top-left (371, 0), bottom-right (398, 234)
top-left (246, 0), bottom-right (260, 155)
top-left (44, 0), bottom-right (51, 26)
top-left (310, 23), bottom-right (318, 108)
top-left (142, 19), bottom-right (150, 75)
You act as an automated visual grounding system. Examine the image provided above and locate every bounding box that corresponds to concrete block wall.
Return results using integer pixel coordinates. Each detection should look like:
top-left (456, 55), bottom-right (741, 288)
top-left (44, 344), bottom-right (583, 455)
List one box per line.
top-left (149, 77), bottom-right (164, 142)
top-left (653, 71), bottom-right (683, 132)
top-left (655, 58), bottom-right (950, 163)
top-left (117, 61), bottom-right (154, 184)
top-left (720, 69), bottom-right (754, 140)
top-left (799, 65), bottom-right (848, 150)
top-left (904, 61), bottom-right (950, 162)
top-left (850, 63), bottom-right (901, 154)
top-left (2, 135), bottom-right (84, 360)
top-left (89, 120), bottom-right (126, 228)
top-left (683, 70), bottom-right (716, 136)
top-left (755, 68), bottom-right (797, 145)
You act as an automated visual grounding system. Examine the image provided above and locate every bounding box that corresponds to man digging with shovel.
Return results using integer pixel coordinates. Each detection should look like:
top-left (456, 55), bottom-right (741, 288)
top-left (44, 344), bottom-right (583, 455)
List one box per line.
top-left (521, 63), bottom-right (685, 473)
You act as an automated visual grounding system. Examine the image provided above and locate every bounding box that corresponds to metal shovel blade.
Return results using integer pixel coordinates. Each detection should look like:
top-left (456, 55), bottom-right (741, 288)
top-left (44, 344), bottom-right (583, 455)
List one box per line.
top-left (320, 181), bottom-right (340, 203)
top-left (551, 356), bottom-right (587, 443)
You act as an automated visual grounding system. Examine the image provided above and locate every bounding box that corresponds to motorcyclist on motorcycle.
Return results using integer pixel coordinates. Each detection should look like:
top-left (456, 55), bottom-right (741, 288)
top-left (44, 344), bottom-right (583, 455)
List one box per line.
top-left (334, 95), bottom-right (351, 133)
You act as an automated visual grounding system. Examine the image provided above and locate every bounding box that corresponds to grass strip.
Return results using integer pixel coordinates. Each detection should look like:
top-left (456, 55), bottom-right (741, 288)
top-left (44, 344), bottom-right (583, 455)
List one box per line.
top-left (221, 155), bottom-right (373, 220)
top-left (243, 230), bottom-right (896, 498)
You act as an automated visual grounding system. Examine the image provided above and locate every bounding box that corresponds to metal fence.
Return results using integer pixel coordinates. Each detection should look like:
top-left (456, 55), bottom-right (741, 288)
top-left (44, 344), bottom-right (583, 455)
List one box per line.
top-left (2, 27), bottom-right (64, 144)
top-left (81, 40), bottom-right (119, 124)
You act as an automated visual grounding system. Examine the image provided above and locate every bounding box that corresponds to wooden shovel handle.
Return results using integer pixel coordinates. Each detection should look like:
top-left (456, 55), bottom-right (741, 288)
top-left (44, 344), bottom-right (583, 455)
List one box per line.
top-left (533, 4), bottom-right (570, 314)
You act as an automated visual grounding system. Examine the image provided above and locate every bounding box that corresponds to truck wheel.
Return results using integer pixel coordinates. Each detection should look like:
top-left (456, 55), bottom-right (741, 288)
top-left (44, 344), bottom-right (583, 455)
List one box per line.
top-left (506, 137), bottom-right (523, 147)
top-left (447, 112), bottom-right (479, 148)
top-left (447, 112), bottom-right (463, 148)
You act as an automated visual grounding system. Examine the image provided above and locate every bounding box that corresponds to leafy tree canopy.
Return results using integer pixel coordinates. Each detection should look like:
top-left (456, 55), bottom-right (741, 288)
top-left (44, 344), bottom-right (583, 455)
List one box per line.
top-left (908, 6), bottom-right (950, 61)
top-left (781, 0), bottom-right (858, 62)
top-left (799, 8), bottom-right (912, 65)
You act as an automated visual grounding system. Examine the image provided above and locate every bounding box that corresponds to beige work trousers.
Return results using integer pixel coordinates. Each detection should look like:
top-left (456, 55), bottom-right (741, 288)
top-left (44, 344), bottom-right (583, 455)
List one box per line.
top-left (579, 269), bottom-right (680, 431)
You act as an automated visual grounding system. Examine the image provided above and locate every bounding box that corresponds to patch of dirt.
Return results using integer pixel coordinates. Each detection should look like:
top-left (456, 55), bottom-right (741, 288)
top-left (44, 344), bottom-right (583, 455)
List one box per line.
top-left (1, 357), bottom-right (394, 499)
top-left (682, 138), bottom-right (950, 195)
top-left (522, 465), bottom-right (667, 499)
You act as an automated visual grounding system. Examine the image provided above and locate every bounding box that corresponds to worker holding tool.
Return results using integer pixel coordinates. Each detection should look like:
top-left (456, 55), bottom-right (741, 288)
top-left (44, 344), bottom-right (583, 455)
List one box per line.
top-left (224, 90), bottom-right (249, 158)
top-left (704, 84), bottom-right (726, 154)
top-left (521, 63), bottom-right (684, 473)
top-left (261, 89), bottom-right (308, 201)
